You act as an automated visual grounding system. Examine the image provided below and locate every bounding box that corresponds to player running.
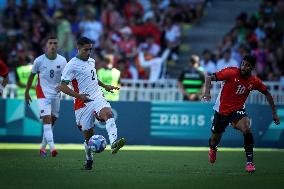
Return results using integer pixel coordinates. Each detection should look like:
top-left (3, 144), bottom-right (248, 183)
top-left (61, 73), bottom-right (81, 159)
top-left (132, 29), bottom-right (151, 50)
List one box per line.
top-left (25, 36), bottom-right (67, 157)
top-left (0, 59), bottom-right (9, 97)
top-left (59, 37), bottom-right (125, 170)
top-left (201, 55), bottom-right (280, 173)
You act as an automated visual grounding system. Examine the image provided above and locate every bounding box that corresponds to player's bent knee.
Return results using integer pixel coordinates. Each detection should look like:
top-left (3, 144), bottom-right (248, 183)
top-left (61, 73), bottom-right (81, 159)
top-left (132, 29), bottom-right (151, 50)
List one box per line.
top-left (99, 108), bottom-right (113, 121)
top-left (42, 115), bottom-right (52, 124)
top-left (106, 110), bottom-right (113, 119)
top-left (97, 112), bottom-right (108, 122)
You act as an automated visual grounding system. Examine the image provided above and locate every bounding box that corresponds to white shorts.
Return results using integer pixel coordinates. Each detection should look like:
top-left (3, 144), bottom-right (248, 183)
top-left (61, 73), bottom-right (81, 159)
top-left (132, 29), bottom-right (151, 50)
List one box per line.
top-left (75, 95), bottom-right (111, 131)
top-left (37, 98), bottom-right (61, 118)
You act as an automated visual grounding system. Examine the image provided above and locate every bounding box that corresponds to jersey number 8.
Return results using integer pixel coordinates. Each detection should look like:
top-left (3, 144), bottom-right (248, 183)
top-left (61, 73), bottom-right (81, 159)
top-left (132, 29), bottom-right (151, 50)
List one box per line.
top-left (50, 69), bottom-right (54, 78)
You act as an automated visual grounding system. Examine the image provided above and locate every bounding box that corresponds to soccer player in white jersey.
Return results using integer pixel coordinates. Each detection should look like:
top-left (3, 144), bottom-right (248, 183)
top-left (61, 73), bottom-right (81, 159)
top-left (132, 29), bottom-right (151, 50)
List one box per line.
top-left (25, 36), bottom-right (67, 157)
top-left (59, 37), bottom-right (125, 170)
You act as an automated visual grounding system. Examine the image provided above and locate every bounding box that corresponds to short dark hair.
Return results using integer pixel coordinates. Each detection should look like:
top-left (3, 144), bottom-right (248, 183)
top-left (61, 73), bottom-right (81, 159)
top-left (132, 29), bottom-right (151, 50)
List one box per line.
top-left (243, 55), bottom-right (256, 67)
top-left (77, 37), bottom-right (93, 46)
top-left (43, 36), bottom-right (57, 45)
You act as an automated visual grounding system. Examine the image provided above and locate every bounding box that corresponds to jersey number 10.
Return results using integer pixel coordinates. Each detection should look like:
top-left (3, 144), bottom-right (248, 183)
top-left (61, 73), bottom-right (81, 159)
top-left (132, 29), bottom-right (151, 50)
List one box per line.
top-left (236, 84), bottom-right (246, 95)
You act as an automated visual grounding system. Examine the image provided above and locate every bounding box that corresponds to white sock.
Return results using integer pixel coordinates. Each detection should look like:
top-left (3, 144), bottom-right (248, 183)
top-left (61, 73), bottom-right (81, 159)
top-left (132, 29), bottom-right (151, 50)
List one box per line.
top-left (41, 126), bottom-right (54, 149)
top-left (106, 118), bottom-right (117, 145)
top-left (84, 141), bottom-right (93, 161)
top-left (43, 124), bottom-right (55, 151)
top-left (41, 136), bottom-right (47, 150)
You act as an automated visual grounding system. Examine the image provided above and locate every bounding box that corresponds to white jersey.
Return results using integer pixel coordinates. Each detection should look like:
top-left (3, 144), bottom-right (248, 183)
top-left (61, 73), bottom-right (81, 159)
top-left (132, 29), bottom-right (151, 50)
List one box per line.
top-left (61, 56), bottom-right (103, 111)
top-left (138, 49), bottom-right (170, 81)
top-left (31, 54), bottom-right (67, 99)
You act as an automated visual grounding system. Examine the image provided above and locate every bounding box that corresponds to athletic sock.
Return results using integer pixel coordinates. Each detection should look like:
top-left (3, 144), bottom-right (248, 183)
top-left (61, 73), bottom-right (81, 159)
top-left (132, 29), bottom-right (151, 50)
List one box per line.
top-left (41, 136), bottom-right (47, 150)
top-left (84, 140), bottom-right (93, 161)
top-left (105, 118), bottom-right (118, 145)
top-left (43, 124), bottom-right (55, 151)
top-left (41, 125), bottom-right (54, 150)
top-left (209, 138), bottom-right (217, 149)
top-left (244, 133), bottom-right (254, 163)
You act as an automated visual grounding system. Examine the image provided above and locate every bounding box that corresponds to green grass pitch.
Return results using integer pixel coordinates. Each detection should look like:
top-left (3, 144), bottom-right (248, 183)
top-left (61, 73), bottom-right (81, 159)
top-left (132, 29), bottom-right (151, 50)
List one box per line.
top-left (0, 144), bottom-right (283, 189)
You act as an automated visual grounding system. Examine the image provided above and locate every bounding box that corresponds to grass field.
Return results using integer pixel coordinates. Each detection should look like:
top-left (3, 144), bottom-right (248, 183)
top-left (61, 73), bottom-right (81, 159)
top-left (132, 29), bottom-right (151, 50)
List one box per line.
top-left (0, 144), bottom-right (283, 189)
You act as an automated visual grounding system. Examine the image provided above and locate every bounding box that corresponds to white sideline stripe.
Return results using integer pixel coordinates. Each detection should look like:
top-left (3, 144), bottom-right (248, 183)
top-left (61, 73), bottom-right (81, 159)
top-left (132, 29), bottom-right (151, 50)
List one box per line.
top-left (0, 143), bottom-right (283, 152)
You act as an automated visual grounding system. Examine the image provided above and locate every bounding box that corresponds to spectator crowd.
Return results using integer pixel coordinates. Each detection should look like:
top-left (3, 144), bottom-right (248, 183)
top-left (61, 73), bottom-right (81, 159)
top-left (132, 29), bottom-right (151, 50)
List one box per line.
top-left (3, 0), bottom-right (283, 102)
top-left (200, 0), bottom-right (284, 81)
top-left (0, 0), bottom-right (205, 84)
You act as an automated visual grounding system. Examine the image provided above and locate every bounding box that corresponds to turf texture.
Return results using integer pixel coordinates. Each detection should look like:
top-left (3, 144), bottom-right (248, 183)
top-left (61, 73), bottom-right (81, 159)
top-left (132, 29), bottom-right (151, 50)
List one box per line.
top-left (0, 145), bottom-right (283, 189)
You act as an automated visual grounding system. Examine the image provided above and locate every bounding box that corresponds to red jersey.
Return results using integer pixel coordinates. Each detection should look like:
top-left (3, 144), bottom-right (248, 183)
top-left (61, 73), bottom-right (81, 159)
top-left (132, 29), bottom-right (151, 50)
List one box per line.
top-left (213, 67), bottom-right (267, 115)
top-left (0, 60), bottom-right (8, 77)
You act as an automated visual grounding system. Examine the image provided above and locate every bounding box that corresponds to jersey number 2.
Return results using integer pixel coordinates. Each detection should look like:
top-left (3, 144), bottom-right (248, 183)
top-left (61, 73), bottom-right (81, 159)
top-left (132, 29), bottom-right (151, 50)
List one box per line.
top-left (91, 70), bottom-right (95, 80)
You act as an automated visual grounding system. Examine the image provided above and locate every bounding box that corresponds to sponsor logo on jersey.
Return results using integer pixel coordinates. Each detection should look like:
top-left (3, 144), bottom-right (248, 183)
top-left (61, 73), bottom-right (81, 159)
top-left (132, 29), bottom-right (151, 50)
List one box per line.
top-left (236, 110), bottom-right (245, 115)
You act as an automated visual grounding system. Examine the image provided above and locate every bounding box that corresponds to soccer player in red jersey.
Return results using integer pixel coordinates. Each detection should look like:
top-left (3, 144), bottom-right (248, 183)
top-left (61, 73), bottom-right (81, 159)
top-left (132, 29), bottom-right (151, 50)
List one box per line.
top-left (202, 55), bottom-right (280, 173)
top-left (0, 60), bottom-right (9, 96)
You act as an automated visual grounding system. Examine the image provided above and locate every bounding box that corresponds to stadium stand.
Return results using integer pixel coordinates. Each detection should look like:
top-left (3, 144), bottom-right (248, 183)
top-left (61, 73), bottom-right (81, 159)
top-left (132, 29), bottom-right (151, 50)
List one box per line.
top-left (0, 0), bottom-right (205, 83)
top-left (0, 0), bottom-right (283, 102)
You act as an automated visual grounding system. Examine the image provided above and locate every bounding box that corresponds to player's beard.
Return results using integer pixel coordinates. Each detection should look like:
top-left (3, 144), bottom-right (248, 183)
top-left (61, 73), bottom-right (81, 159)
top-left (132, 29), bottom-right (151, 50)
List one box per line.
top-left (240, 70), bottom-right (251, 78)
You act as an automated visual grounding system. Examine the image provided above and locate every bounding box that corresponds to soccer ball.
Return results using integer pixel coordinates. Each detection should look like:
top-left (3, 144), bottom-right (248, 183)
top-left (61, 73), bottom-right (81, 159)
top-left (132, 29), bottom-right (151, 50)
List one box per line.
top-left (88, 135), bottom-right (107, 153)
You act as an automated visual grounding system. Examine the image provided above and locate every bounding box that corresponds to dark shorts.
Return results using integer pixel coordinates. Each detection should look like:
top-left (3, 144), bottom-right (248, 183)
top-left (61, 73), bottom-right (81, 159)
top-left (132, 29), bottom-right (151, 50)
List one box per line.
top-left (211, 109), bottom-right (248, 134)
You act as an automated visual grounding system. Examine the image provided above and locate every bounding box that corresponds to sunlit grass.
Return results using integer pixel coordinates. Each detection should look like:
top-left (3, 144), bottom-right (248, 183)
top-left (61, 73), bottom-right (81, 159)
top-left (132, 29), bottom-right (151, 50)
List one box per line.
top-left (0, 143), bottom-right (283, 152)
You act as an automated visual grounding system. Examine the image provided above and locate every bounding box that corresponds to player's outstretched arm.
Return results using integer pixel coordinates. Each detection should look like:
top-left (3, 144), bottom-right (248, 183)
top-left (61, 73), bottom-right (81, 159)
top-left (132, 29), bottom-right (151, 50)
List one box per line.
top-left (263, 90), bottom-right (280, 125)
top-left (25, 73), bottom-right (36, 105)
top-left (59, 81), bottom-right (92, 102)
top-left (201, 75), bottom-right (216, 102)
top-left (98, 79), bottom-right (120, 93)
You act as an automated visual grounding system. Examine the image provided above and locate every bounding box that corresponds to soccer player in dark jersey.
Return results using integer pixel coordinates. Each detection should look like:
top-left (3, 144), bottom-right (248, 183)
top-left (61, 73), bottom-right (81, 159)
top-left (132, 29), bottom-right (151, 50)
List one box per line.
top-left (201, 55), bottom-right (280, 173)
top-left (0, 60), bottom-right (9, 96)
